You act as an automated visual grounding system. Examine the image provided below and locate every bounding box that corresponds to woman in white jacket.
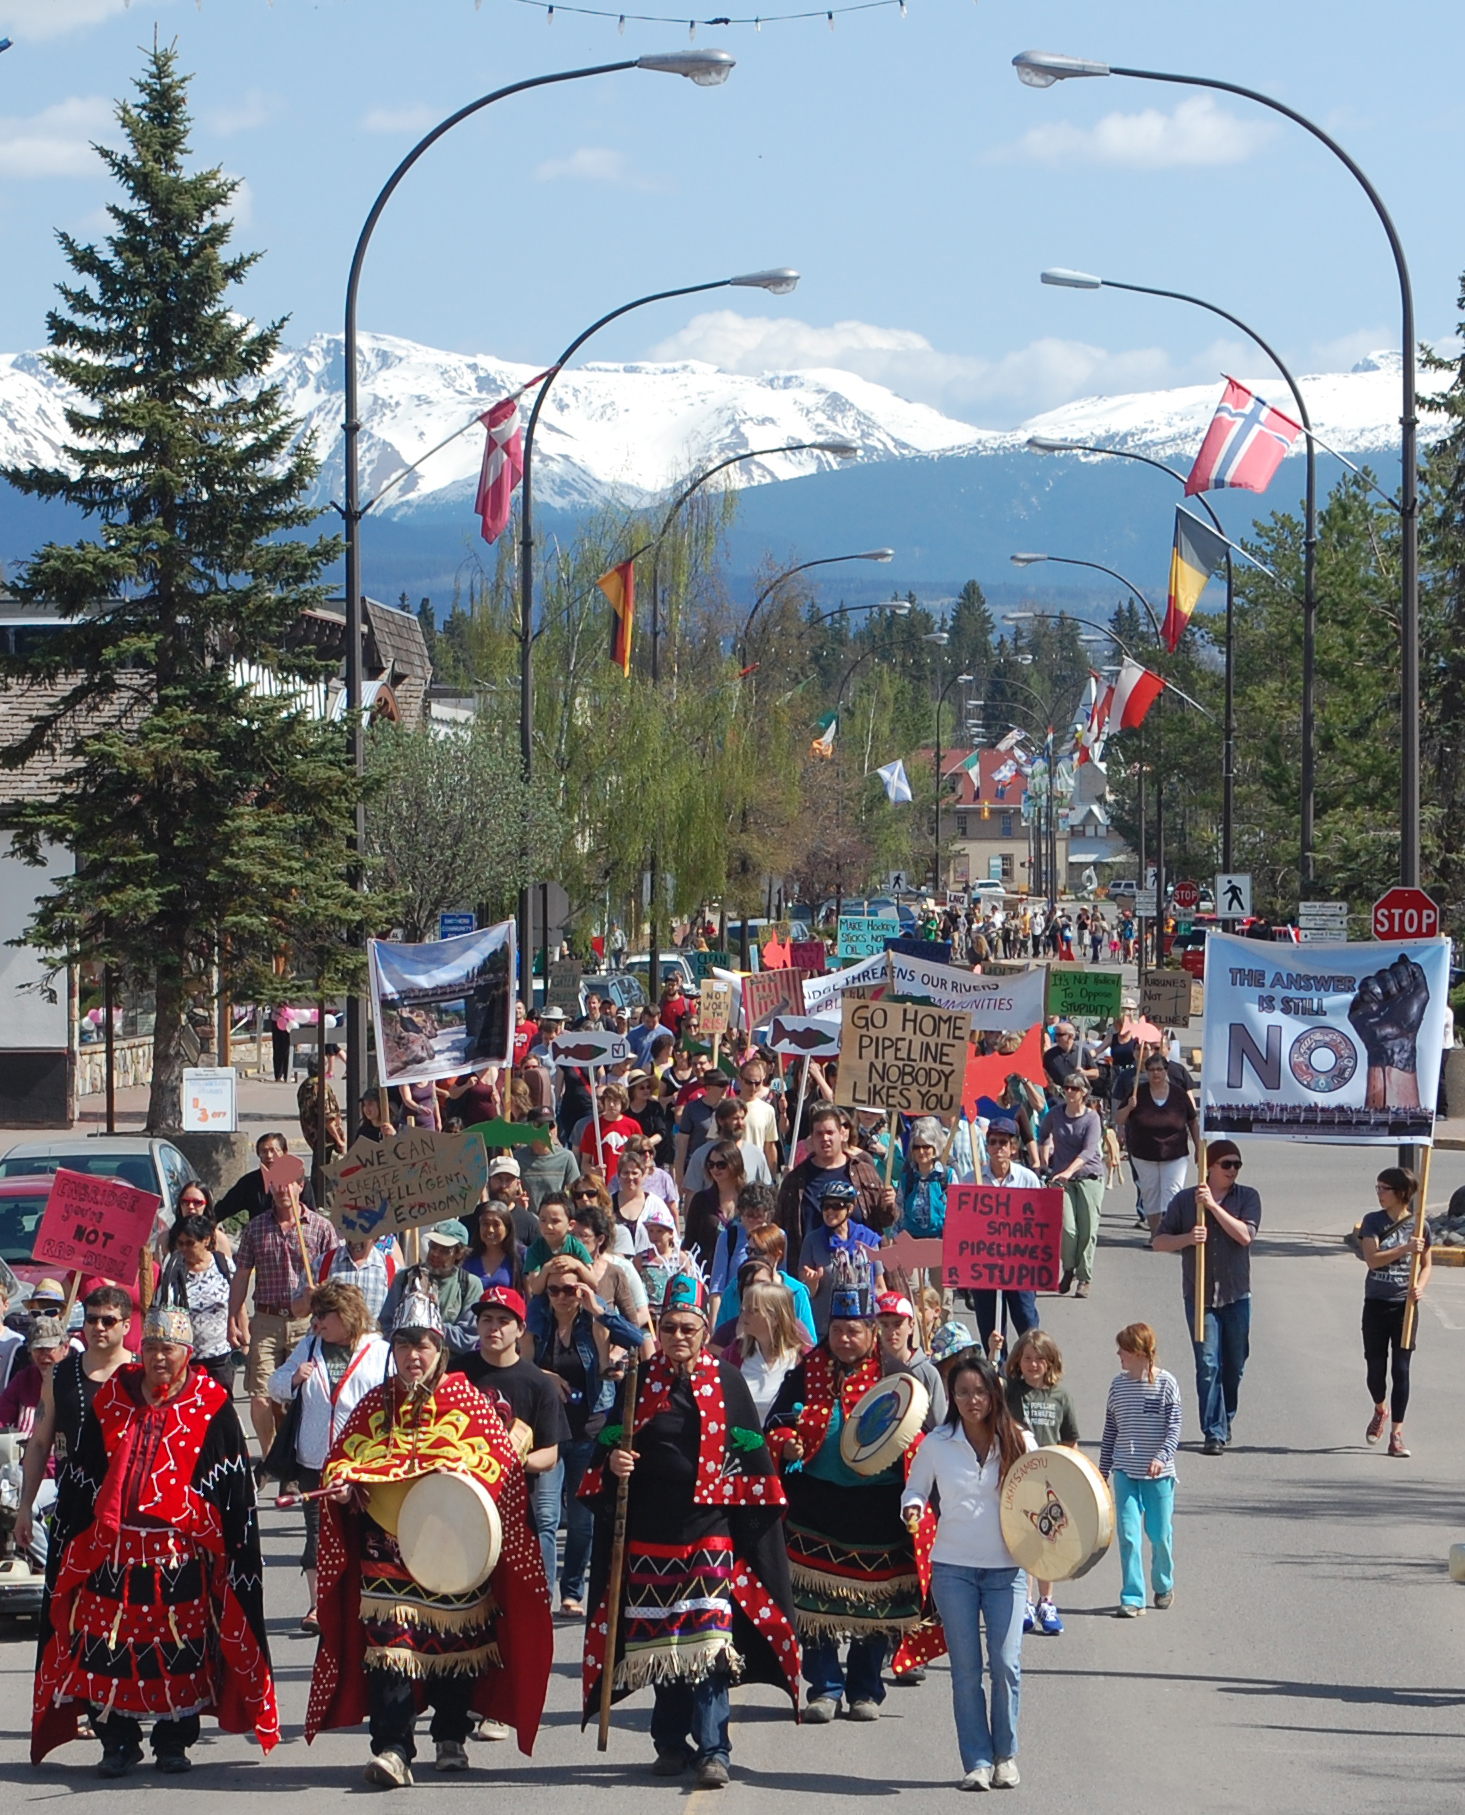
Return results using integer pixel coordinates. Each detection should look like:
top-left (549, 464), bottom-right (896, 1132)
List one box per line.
top-left (268, 1278), bottom-right (390, 1632)
top-left (902, 1352), bottom-right (1036, 1792)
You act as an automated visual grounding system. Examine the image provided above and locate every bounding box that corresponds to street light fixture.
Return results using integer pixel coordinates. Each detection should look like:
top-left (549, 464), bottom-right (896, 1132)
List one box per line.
top-left (1014, 45), bottom-right (1420, 893)
top-left (339, 48), bottom-right (736, 1110)
top-left (739, 548), bottom-right (895, 665)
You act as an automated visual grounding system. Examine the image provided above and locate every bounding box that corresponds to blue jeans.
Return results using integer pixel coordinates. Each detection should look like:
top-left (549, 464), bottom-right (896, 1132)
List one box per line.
top-left (553, 1435), bottom-right (597, 1603)
top-left (1113, 1471), bottom-right (1174, 1608)
top-left (649, 1676), bottom-right (731, 1765)
top-left (966, 1290), bottom-right (1038, 1351)
top-left (528, 1463), bottom-right (561, 1591)
top-left (802, 1634), bottom-right (888, 1706)
top-left (1184, 1295), bottom-right (1251, 1442)
top-left (929, 1563), bottom-right (1025, 1772)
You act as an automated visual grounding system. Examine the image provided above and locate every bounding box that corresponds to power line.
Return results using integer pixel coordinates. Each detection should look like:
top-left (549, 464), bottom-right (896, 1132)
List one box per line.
top-left (496, 0), bottom-right (917, 32)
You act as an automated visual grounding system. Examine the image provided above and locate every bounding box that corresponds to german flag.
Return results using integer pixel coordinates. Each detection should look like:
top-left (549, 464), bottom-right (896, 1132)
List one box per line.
top-left (598, 560), bottom-right (635, 674)
top-left (1163, 508), bottom-right (1229, 651)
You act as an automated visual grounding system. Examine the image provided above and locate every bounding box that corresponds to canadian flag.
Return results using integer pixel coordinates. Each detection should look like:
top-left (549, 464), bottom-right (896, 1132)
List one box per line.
top-left (1108, 658), bottom-right (1165, 730)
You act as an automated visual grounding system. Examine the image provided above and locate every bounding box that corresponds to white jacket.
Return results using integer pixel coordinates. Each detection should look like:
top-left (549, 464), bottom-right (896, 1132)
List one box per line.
top-left (267, 1332), bottom-right (391, 1470)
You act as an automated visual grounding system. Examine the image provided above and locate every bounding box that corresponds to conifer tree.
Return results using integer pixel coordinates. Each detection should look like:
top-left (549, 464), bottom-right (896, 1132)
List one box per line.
top-left (0, 46), bottom-right (364, 1129)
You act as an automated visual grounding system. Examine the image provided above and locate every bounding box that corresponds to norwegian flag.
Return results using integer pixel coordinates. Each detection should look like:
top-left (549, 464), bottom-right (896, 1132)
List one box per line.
top-left (474, 369), bottom-right (555, 544)
top-left (1185, 377), bottom-right (1303, 498)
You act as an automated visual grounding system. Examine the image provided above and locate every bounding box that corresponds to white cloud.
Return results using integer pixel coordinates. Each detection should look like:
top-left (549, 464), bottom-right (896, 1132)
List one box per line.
top-left (646, 310), bottom-right (1252, 426)
top-left (990, 95), bottom-right (1275, 170)
top-left (208, 89), bottom-right (275, 137)
top-left (361, 105), bottom-right (443, 135)
top-left (0, 96), bottom-right (112, 178)
top-left (534, 146), bottom-right (667, 191)
top-left (0, 0), bottom-right (132, 38)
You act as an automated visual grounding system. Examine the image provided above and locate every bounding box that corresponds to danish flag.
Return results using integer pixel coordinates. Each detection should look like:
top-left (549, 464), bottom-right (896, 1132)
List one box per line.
top-left (474, 369), bottom-right (556, 544)
top-left (1184, 377), bottom-right (1303, 498)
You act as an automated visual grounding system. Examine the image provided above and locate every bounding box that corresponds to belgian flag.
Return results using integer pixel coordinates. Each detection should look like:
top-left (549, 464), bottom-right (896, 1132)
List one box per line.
top-left (1163, 508), bottom-right (1229, 651)
top-left (598, 560), bottom-right (635, 675)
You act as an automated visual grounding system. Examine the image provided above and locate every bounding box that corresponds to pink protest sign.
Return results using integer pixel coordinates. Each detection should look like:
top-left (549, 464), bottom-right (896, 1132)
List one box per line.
top-left (942, 1184), bottom-right (1064, 1294)
top-left (31, 1167), bottom-right (161, 1285)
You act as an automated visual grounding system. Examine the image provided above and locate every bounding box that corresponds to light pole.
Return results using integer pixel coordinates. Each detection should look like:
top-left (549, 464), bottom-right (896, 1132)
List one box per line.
top-left (934, 664), bottom-right (976, 894)
top-left (1025, 433), bottom-right (1238, 867)
top-left (340, 47), bottom-right (734, 1111)
top-left (516, 266), bottom-right (799, 985)
top-left (1013, 47), bottom-right (1418, 892)
top-left (806, 599), bottom-right (911, 630)
top-left (738, 549), bottom-right (896, 668)
top-left (1038, 269), bottom-right (1316, 882)
top-left (979, 674), bottom-right (1058, 904)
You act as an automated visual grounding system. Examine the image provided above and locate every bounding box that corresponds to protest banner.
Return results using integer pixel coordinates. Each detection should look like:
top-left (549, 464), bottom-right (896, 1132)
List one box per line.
top-left (886, 935), bottom-right (952, 966)
top-left (699, 979), bottom-right (733, 1037)
top-left (836, 998), bottom-right (971, 1115)
top-left (323, 1129), bottom-right (491, 1241)
top-left (837, 915), bottom-right (896, 959)
top-left (369, 919), bottom-right (514, 1086)
top-left (550, 1031), bottom-right (631, 1068)
top-left (1139, 971), bottom-right (1193, 1027)
top-left (963, 1026), bottom-right (1047, 1121)
top-left (546, 959), bottom-right (583, 1015)
top-left (942, 1183), bottom-right (1063, 1292)
top-left (740, 967), bottom-right (805, 1030)
top-left (1200, 929), bottom-right (1452, 1144)
top-left (687, 950), bottom-right (731, 983)
top-left (766, 1013), bottom-right (841, 1059)
top-left (802, 953), bottom-right (888, 1017)
top-left (887, 950), bottom-right (1047, 1030)
top-left (32, 1168), bottom-right (161, 1287)
top-left (790, 939), bottom-right (828, 975)
top-left (1046, 967), bottom-right (1123, 1022)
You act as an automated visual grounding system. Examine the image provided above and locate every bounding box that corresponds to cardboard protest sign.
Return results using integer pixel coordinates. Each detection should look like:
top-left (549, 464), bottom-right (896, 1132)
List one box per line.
top-left (1139, 971), bottom-right (1193, 1027)
top-left (761, 935), bottom-right (791, 971)
top-left (790, 940), bottom-right (828, 975)
top-left (837, 915), bottom-right (896, 959)
top-left (32, 1168), bottom-right (161, 1286)
top-left (262, 1152), bottom-right (306, 1193)
top-left (369, 919), bottom-right (514, 1086)
top-left (323, 1129), bottom-right (490, 1241)
top-left (801, 952), bottom-right (888, 1017)
top-left (767, 1013), bottom-right (842, 1059)
top-left (942, 1183), bottom-right (1063, 1292)
top-left (550, 1031), bottom-right (631, 1069)
top-left (1201, 930), bottom-right (1452, 1144)
top-left (962, 1026), bottom-right (1048, 1121)
top-left (1046, 967), bottom-right (1123, 1022)
top-left (740, 967), bottom-right (805, 1030)
top-left (836, 999), bottom-right (971, 1116)
top-left (546, 959), bottom-right (583, 1014)
top-left (887, 951), bottom-right (1047, 1030)
top-left (687, 950), bottom-right (731, 983)
top-left (699, 979), bottom-right (733, 1036)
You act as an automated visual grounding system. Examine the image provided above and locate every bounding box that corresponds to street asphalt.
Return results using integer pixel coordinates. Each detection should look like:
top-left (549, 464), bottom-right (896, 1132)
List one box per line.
top-left (0, 1135), bottom-right (1462, 1813)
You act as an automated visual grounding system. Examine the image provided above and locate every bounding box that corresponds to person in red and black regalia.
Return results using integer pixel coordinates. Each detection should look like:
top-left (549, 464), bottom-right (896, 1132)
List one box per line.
top-left (305, 1271), bottom-right (553, 1789)
top-left (765, 1262), bottom-right (936, 1723)
top-left (31, 1297), bottom-right (277, 1778)
top-left (579, 1270), bottom-right (799, 1790)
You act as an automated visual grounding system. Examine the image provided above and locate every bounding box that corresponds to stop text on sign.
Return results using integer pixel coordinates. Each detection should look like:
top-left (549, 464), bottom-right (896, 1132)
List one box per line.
top-left (1372, 887), bottom-right (1440, 941)
top-left (835, 998), bottom-right (972, 1116)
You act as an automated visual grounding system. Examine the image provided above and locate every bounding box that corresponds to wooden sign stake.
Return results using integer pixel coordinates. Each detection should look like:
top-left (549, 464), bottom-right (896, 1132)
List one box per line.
top-left (1401, 1145), bottom-right (1434, 1350)
top-left (598, 1350), bottom-right (641, 1751)
top-left (1192, 1139), bottom-right (1207, 1343)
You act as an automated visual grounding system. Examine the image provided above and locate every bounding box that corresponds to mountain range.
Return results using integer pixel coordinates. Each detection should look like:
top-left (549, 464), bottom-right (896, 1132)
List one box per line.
top-left (0, 334), bottom-right (1432, 611)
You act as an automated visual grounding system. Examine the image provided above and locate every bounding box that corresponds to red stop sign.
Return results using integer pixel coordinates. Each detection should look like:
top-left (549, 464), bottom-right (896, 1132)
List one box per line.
top-left (1172, 879), bottom-right (1200, 911)
top-left (1372, 887), bottom-right (1440, 940)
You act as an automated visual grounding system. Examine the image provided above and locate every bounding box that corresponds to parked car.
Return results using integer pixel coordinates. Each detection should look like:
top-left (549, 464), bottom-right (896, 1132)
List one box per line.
top-left (575, 972), bottom-right (648, 1016)
top-left (1108, 879), bottom-right (1139, 901)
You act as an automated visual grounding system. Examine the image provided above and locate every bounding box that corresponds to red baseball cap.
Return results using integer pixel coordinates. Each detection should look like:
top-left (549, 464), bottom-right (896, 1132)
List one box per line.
top-left (875, 1291), bottom-right (915, 1319)
top-left (477, 1286), bottom-right (527, 1323)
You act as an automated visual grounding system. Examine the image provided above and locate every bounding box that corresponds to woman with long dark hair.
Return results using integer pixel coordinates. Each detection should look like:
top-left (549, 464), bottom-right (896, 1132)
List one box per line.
top-left (901, 1354), bottom-right (1035, 1791)
top-left (1358, 1166), bottom-right (1432, 1456)
top-left (683, 1140), bottom-right (745, 1269)
top-left (466, 1198), bottom-right (522, 1293)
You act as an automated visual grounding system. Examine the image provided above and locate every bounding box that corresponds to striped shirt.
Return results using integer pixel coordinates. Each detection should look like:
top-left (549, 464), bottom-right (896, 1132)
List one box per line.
top-left (1098, 1368), bottom-right (1182, 1480)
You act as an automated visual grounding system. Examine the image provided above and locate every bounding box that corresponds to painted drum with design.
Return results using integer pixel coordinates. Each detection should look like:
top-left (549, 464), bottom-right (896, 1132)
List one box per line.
top-left (999, 1445), bottom-right (1114, 1580)
top-left (839, 1371), bottom-right (930, 1477)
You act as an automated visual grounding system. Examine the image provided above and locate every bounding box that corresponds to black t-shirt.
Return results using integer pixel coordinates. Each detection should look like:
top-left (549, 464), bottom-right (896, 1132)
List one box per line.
top-left (453, 1351), bottom-right (573, 1449)
top-left (1043, 1042), bottom-right (1094, 1091)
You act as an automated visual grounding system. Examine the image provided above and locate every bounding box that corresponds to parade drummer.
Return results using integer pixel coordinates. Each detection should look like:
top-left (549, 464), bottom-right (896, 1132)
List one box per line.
top-left (578, 1272), bottom-right (799, 1791)
top-left (766, 1266), bottom-right (929, 1724)
top-left (305, 1275), bottom-right (553, 1788)
top-left (31, 1297), bottom-right (278, 1778)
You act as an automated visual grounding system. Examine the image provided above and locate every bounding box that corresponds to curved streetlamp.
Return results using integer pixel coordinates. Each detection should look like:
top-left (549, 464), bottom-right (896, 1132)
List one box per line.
top-left (339, 47), bottom-right (735, 1104)
top-left (933, 666), bottom-right (975, 892)
top-left (1013, 46), bottom-right (1419, 892)
top-left (1038, 268), bottom-right (1316, 881)
top-left (739, 549), bottom-right (895, 667)
top-left (1009, 550), bottom-right (1162, 638)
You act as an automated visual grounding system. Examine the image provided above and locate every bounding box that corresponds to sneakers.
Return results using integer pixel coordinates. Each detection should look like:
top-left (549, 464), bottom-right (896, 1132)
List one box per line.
top-left (1037, 1599), bottom-right (1063, 1635)
top-left (434, 1740), bottom-right (469, 1773)
top-left (992, 1759), bottom-right (1020, 1788)
top-left (895, 1667), bottom-right (926, 1686)
top-left (696, 1758), bottom-right (730, 1789)
top-left (1057, 1270), bottom-right (1074, 1295)
top-left (1154, 1591), bottom-right (1174, 1610)
top-left (97, 1744), bottom-right (144, 1779)
top-left (1388, 1430), bottom-right (1411, 1458)
top-left (1022, 1600), bottom-right (1037, 1633)
top-left (472, 1718), bottom-right (512, 1742)
top-left (154, 1751), bottom-right (192, 1775)
top-left (1114, 1603), bottom-right (1145, 1618)
top-left (1074, 1281), bottom-right (1091, 1300)
top-left (1366, 1407), bottom-right (1386, 1445)
top-left (845, 1700), bottom-right (880, 1722)
top-left (803, 1697), bottom-right (838, 1724)
top-left (364, 1749), bottom-right (414, 1789)
top-left (960, 1767), bottom-right (993, 1791)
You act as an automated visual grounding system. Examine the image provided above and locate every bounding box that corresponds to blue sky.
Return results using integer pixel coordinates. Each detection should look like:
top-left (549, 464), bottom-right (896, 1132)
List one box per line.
top-left (0, 0), bottom-right (1459, 427)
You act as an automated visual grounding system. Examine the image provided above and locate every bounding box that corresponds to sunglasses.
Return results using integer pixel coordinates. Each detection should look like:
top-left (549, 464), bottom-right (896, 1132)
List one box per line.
top-left (547, 1284), bottom-right (579, 1298)
top-left (660, 1322), bottom-right (702, 1338)
top-left (179, 1198), bottom-right (208, 1210)
top-left (571, 1192), bottom-right (598, 1202)
top-left (706, 1159), bottom-right (729, 1171)
top-left (1216, 1159), bottom-right (1243, 1172)
top-left (1063, 1083), bottom-right (1086, 1092)
top-left (85, 1313), bottom-right (122, 1328)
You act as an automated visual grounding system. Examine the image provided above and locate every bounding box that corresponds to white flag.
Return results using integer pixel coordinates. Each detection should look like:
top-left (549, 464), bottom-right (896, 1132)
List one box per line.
top-left (876, 759), bottom-right (913, 804)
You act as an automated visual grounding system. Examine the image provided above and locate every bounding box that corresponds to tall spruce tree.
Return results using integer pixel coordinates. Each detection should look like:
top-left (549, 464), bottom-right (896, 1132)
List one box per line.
top-left (0, 46), bottom-right (363, 1130)
top-left (1422, 272), bottom-right (1465, 932)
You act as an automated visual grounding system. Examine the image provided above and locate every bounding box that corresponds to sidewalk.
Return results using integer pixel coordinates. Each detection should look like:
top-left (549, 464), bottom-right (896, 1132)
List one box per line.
top-left (0, 1070), bottom-right (317, 1150)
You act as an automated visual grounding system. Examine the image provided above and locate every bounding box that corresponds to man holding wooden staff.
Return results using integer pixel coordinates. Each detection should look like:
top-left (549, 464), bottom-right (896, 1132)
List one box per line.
top-left (1154, 1140), bottom-right (1261, 1456)
top-left (578, 1273), bottom-right (798, 1789)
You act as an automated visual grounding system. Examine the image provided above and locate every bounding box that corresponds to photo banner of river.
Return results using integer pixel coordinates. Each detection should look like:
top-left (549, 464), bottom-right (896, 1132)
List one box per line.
top-left (368, 918), bottom-right (515, 1086)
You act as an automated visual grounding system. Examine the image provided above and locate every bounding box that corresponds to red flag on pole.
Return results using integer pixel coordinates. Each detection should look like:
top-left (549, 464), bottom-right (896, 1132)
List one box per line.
top-left (1108, 658), bottom-right (1164, 730)
top-left (474, 369), bottom-right (555, 545)
top-left (599, 561), bottom-right (636, 675)
top-left (1184, 377), bottom-right (1303, 498)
